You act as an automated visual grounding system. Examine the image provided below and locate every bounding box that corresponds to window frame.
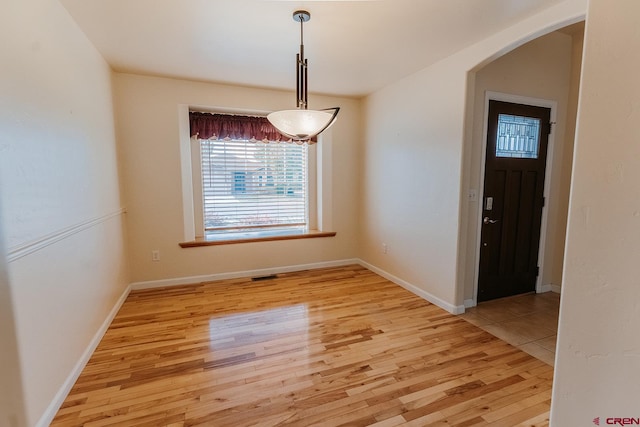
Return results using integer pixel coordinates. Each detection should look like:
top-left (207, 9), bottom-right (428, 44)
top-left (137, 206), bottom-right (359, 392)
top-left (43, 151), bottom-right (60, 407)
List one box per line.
top-left (178, 106), bottom-right (333, 247)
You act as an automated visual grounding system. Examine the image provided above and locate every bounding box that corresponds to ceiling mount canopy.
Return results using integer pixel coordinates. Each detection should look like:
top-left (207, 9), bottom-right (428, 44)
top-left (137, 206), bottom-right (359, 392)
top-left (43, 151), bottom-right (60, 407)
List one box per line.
top-left (267, 10), bottom-right (340, 143)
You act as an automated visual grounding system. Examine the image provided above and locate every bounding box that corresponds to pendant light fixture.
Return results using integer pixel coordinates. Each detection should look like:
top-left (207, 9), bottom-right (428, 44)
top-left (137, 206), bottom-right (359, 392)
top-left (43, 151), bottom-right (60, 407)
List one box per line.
top-left (267, 10), bottom-right (340, 142)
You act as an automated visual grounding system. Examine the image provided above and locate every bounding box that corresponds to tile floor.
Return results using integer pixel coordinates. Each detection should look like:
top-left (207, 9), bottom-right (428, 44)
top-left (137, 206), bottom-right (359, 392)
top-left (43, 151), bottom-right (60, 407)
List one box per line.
top-left (460, 291), bottom-right (560, 366)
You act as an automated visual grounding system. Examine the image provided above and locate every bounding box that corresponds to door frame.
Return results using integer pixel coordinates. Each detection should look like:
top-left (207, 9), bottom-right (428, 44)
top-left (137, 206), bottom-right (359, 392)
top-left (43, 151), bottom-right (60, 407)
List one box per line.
top-left (471, 91), bottom-right (557, 305)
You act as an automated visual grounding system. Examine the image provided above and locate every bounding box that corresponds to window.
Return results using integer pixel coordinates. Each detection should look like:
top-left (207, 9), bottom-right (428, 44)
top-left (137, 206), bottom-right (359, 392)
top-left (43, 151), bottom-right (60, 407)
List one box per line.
top-left (178, 110), bottom-right (336, 246)
top-left (199, 138), bottom-right (308, 240)
top-left (495, 113), bottom-right (541, 159)
top-left (232, 171), bottom-right (247, 194)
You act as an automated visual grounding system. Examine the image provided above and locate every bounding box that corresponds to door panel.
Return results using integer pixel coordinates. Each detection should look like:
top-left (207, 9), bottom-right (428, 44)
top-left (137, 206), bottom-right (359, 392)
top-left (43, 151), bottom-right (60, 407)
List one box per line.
top-left (478, 100), bottom-right (551, 302)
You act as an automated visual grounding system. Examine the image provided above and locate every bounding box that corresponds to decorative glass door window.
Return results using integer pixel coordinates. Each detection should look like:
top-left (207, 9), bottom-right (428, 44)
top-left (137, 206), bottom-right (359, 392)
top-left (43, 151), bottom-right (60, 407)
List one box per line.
top-left (495, 114), bottom-right (541, 159)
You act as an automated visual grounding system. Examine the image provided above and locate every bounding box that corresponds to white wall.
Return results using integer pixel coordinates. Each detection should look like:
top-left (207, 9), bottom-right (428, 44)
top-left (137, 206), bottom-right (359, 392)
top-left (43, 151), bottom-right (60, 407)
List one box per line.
top-left (113, 73), bottom-right (361, 284)
top-left (0, 0), bottom-right (128, 425)
top-left (555, 26), bottom-right (584, 290)
top-left (461, 30), bottom-right (578, 302)
top-left (361, 0), bottom-right (586, 312)
top-left (551, 0), bottom-right (640, 423)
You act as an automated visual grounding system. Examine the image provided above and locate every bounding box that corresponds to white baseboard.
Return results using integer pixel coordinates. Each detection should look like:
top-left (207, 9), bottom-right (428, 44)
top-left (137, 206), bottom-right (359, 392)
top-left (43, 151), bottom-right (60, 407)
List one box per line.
top-left (539, 283), bottom-right (562, 294)
top-left (357, 260), bottom-right (465, 314)
top-left (539, 284), bottom-right (553, 293)
top-left (36, 284), bottom-right (131, 427)
top-left (464, 299), bottom-right (476, 309)
top-left (130, 259), bottom-right (361, 290)
top-left (131, 258), bottom-right (464, 314)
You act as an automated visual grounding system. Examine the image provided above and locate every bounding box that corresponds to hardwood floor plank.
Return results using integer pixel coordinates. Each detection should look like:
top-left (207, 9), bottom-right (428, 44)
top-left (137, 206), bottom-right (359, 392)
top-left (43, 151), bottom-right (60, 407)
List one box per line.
top-left (51, 265), bottom-right (554, 426)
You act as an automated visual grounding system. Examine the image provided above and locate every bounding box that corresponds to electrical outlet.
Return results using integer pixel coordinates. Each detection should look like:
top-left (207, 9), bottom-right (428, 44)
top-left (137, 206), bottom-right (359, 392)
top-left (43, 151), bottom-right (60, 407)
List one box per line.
top-left (151, 250), bottom-right (160, 261)
top-left (468, 189), bottom-right (478, 202)
top-left (382, 243), bottom-right (388, 254)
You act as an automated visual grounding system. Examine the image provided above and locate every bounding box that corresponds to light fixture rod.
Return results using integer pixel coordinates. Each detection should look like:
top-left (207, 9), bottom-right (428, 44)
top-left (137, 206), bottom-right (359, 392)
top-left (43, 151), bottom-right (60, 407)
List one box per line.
top-left (294, 10), bottom-right (310, 110)
top-left (303, 57), bottom-right (308, 109)
top-left (296, 52), bottom-right (300, 109)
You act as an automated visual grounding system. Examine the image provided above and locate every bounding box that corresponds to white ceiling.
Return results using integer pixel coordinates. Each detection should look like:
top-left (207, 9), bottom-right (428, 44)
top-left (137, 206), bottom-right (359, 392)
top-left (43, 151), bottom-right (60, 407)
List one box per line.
top-left (59, 0), bottom-right (566, 98)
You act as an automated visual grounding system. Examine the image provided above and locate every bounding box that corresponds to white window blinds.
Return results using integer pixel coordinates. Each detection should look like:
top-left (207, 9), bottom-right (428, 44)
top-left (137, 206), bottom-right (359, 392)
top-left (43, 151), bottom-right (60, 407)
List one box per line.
top-left (200, 139), bottom-right (308, 233)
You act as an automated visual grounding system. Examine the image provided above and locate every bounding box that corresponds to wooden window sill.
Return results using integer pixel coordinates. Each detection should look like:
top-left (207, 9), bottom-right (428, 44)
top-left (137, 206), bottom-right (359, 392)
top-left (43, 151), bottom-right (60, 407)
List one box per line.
top-left (179, 230), bottom-right (336, 248)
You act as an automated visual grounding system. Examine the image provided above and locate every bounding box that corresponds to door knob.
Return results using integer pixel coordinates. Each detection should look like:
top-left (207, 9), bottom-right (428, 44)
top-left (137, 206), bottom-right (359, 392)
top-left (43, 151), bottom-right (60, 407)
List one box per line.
top-left (483, 216), bottom-right (499, 225)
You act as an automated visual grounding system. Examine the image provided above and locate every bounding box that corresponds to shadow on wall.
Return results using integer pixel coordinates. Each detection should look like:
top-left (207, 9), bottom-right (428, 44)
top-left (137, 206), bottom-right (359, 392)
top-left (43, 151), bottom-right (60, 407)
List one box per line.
top-left (0, 190), bottom-right (28, 427)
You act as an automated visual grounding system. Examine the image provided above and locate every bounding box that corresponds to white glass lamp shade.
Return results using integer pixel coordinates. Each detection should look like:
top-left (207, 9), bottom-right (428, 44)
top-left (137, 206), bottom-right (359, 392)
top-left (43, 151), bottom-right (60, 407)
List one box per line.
top-left (267, 108), bottom-right (339, 141)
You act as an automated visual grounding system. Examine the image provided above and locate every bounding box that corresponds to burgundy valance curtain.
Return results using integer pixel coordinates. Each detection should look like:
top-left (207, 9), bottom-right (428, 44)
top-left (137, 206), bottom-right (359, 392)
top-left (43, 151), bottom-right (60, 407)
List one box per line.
top-left (189, 111), bottom-right (317, 143)
top-left (188, 112), bottom-right (290, 143)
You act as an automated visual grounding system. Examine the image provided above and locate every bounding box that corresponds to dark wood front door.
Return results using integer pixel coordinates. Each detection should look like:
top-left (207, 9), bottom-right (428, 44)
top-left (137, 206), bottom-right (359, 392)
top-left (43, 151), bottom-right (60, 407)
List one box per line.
top-left (478, 100), bottom-right (551, 302)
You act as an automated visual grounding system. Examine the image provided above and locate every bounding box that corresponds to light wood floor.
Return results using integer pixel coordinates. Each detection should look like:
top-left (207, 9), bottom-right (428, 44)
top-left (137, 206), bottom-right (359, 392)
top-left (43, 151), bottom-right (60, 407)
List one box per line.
top-left (52, 265), bottom-right (554, 426)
